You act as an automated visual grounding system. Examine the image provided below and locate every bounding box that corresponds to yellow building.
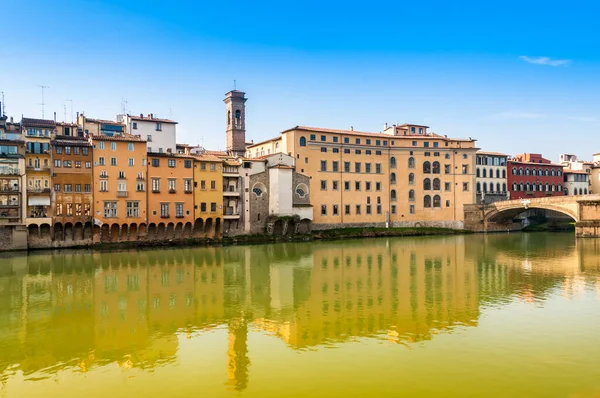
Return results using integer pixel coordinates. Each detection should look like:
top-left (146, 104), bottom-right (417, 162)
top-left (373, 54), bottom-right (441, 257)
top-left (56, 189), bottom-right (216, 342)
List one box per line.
top-left (247, 124), bottom-right (478, 229)
top-left (91, 134), bottom-right (148, 243)
top-left (22, 118), bottom-right (55, 233)
top-left (193, 154), bottom-right (223, 237)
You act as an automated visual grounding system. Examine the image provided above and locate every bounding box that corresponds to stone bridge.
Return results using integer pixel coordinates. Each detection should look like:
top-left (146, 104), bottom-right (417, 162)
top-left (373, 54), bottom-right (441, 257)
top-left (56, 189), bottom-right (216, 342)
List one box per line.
top-left (464, 195), bottom-right (600, 237)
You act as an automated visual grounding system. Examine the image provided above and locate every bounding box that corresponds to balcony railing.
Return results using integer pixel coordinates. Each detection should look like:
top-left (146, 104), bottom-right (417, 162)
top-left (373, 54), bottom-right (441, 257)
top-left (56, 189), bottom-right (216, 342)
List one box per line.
top-left (0, 168), bottom-right (20, 176)
top-left (0, 186), bottom-right (20, 192)
top-left (184, 189), bottom-right (193, 194)
top-left (168, 189), bottom-right (176, 194)
top-left (26, 166), bottom-right (51, 172)
top-left (27, 188), bottom-right (51, 194)
top-left (117, 191), bottom-right (129, 198)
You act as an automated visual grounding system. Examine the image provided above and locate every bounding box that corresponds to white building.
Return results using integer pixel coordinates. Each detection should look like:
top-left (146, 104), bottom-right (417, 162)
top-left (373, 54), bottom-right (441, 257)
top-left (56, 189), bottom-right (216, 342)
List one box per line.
top-left (117, 114), bottom-right (177, 154)
top-left (475, 151), bottom-right (509, 204)
top-left (563, 170), bottom-right (590, 196)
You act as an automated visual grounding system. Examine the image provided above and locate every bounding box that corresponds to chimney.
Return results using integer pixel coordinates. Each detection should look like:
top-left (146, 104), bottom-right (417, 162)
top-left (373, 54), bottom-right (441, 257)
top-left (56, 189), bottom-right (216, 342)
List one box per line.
top-left (54, 112), bottom-right (56, 122)
top-left (10, 117), bottom-right (13, 123)
top-left (384, 122), bottom-right (388, 130)
top-left (150, 113), bottom-right (153, 119)
top-left (350, 126), bottom-right (354, 131)
top-left (140, 113), bottom-right (143, 118)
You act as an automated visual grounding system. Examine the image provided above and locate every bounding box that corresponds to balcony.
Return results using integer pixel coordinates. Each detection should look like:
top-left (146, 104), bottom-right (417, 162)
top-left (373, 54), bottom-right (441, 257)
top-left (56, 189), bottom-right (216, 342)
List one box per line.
top-left (223, 168), bottom-right (240, 177)
top-left (117, 191), bottom-right (129, 198)
top-left (168, 189), bottom-right (176, 194)
top-left (0, 186), bottom-right (20, 193)
top-left (224, 208), bottom-right (241, 219)
top-left (26, 166), bottom-right (51, 173)
top-left (136, 176), bottom-right (145, 181)
top-left (184, 189), bottom-right (193, 194)
top-left (160, 214), bottom-right (170, 219)
top-left (27, 188), bottom-right (51, 194)
top-left (223, 186), bottom-right (240, 196)
top-left (0, 167), bottom-right (20, 176)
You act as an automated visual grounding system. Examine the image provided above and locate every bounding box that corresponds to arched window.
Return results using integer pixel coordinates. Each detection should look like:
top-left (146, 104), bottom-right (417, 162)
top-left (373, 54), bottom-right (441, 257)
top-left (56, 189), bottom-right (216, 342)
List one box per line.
top-left (526, 183), bottom-right (530, 191)
top-left (432, 162), bottom-right (440, 174)
top-left (584, 188), bottom-right (588, 194)
top-left (227, 110), bottom-right (231, 126)
top-left (433, 195), bottom-right (441, 208)
top-left (532, 184), bottom-right (536, 192)
top-left (512, 183), bottom-right (517, 191)
top-left (551, 169), bottom-right (555, 176)
top-left (503, 183), bottom-right (507, 192)
top-left (502, 170), bottom-right (506, 178)
top-left (476, 169), bottom-right (480, 178)
top-left (519, 183), bottom-right (524, 191)
top-left (483, 182), bottom-right (487, 192)
top-left (558, 170), bottom-right (562, 177)
top-left (390, 173), bottom-right (396, 184)
top-left (496, 183), bottom-right (501, 192)
top-left (409, 189), bottom-right (415, 202)
top-left (545, 183), bottom-right (549, 192)
top-left (408, 173), bottom-right (415, 185)
top-left (496, 169), bottom-right (500, 178)
top-left (579, 188), bottom-right (584, 195)
top-left (538, 184), bottom-right (543, 191)
top-left (482, 169), bottom-right (487, 178)
top-left (423, 178), bottom-right (431, 190)
top-left (424, 195), bottom-right (432, 208)
top-left (545, 170), bottom-right (549, 176)
top-left (565, 188), bottom-right (569, 195)
top-left (391, 189), bottom-right (397, 201)
top-left (390, 157), bottom-right (397, 168)
top-left (299, 136), bottom-right (307, 146)
top-left (525, 168), bottom-right (530, 176)
top-left (433, 178), bottom-right (440, 190)
top-left (477, 182), bottom-right (482, 192)
top-left (295, 183), bottom-right (309, 198)
top-left (235, 109), bottom-right (241, 123)
top-left (423, 161), bottom-right (431, 174)
top-left (408, 157), bottom-right (415, 168)
top-left (532, 168), bottom-right (537, 176)
top-left (512, 167), bottom-right (517, 175)
top-left (519, 168), bottom-right (523, 175)
top-left (252, 182), bottom-right (267, 198)
top-left (489, 168), bottom-right (494, 178)
top-left (558, 184), bottom-right (562, 191)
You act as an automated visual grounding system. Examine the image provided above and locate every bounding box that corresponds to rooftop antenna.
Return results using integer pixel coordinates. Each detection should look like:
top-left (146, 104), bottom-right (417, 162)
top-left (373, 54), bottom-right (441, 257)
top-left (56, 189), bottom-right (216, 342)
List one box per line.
top-left (234, 79), bottom-right (236, 90)
top-left (37, 84), bottom-right (49, 119)
top-left (1, 91), bottom-right (5, 116)
top-left (121, 98), bottom-right (128, 115)
top-left (65, 99), bottom-right (73, 123)
top-left (63, 104), bottom-right (67, 122)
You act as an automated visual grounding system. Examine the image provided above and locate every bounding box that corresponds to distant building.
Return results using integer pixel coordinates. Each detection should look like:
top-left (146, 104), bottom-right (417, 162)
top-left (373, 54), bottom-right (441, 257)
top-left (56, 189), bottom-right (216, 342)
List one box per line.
top-left (559, 153), bottom-right (593, 194)
top-left (118, 114), bottom-right (177, 155)
top-left (240, 153), bottom-right (312, 234)
top-left (590, 153), bottom-right (600, 195)
top-left (563, 169), bottom-right (589, 196)
top-left (224, 90), bottom-right (247, 157)
top-left (507, 154), bottom-right (564, 199)
top-left (475, 151), bottom-right (508, 204)
top-left (192, 154), bottom-right (223, 237)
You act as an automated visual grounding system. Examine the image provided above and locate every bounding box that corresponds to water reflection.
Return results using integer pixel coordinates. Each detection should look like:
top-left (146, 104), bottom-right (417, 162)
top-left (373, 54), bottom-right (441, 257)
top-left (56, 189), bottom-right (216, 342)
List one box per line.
top-left (0, 233), bottom-right (599, 393)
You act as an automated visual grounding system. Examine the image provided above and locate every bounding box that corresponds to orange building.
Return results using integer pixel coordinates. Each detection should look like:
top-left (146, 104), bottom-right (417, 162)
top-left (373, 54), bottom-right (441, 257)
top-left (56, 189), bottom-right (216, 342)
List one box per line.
top-left (147, 152), bottom-right (195, 240)
top-left (91, 134), bottom-right (148, 243)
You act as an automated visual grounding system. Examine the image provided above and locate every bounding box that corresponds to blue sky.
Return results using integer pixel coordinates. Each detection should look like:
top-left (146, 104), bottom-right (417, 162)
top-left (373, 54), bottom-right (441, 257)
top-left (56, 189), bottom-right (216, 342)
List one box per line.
top-left (2, 0), bottom-right (599, 159)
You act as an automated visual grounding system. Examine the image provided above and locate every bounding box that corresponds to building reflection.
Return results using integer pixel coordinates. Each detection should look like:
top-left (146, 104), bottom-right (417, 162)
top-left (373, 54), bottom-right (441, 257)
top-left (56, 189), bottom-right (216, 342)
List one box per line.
top-left (0, 234), bottom-right (599, 390)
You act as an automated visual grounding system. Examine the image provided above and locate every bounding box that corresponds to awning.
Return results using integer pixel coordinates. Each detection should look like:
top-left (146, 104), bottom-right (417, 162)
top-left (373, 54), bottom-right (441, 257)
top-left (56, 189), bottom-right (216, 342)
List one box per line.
top-left (28, 197), bottom-right (50, 206)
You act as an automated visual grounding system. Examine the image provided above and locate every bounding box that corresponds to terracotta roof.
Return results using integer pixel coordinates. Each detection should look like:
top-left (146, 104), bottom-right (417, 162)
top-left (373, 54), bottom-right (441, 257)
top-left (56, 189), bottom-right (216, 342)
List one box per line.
top-left (508, 159), bottom-right (564, 167)
top-left (398, 123), bottom-right (430, 128)
top-left (92, 134), bottom-right (145, 143)
top-left (254, 152), bottom-right (286, 160)
top-left (194, 154), bottom-right (223, 162)
top-left (83, 117), bottom-right (124, 126)
top-left (477, 151), bottom-right (509, 157)
top-left (53, 136), bottom-right (91, 147)
top-left (224, 160), bottom-right (241, 166)
top-left (271, 165), bottom-right (295, 169)
top-left (21, 118), bottom-right (56, 128)
top-left (563, 169), bottom-right (589, 174)
top-left (55, 122), bottom-right (78, 127)
top-left (203, 150), bottom-right (228, 157)
top-left (129, 115), bottom-right (177, 124)
top-left (247, 137), bottom-right (282, 147)
top-left (147, 151), bottom-right (194, 159)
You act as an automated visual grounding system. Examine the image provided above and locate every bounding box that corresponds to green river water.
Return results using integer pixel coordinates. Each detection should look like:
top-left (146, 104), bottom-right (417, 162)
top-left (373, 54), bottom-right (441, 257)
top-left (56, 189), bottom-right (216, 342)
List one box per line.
top-left (0, 233), bottom-right (599, 398)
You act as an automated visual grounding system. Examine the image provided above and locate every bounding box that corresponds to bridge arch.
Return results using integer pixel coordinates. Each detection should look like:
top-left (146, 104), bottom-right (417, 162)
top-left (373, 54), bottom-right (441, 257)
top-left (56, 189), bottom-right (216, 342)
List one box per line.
top-left (484, 202), bottom-right (579, 224)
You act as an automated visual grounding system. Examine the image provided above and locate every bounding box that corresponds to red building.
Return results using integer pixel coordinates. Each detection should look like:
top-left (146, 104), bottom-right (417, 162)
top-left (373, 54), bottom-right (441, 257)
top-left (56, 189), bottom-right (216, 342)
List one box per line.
top-left (507, 154), bottom-right (565, 199)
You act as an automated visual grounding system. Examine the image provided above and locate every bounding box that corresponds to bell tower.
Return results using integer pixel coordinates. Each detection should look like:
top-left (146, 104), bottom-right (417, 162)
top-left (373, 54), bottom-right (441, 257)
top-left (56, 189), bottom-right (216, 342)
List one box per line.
top-left (224, 90), bottom-right (247, 157)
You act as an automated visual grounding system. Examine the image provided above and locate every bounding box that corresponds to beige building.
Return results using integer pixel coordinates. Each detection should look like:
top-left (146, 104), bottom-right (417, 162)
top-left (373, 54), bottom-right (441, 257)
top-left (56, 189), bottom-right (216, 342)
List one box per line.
top-left (247, 124), bottom-right (478, 229)
top-left (590, 153), bottom-right (600, 195)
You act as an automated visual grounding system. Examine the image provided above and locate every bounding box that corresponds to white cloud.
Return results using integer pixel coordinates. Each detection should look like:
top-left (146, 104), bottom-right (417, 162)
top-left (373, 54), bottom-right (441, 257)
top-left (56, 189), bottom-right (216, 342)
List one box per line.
top-left (519, 56), bottom-right (571, 66)
top-left (490, 111), bottom-right (546, 120)
top-left (568, 116), bottom-right (598, 122)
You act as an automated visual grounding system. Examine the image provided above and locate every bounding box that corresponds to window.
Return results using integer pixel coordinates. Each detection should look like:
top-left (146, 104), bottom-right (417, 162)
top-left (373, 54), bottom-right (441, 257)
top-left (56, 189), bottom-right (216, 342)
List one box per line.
top-left (320, 135), bottom-right (326, 142)
top-left (210, 180), bottom-right (216, 190)
top-left (462, 164), bottom-right (469, 174)
top-left (390, 172), bottom-right (396, 184)
top-left (152, 178), bottom-right (160, 192)
top-left (176, 203), bottom-right (184, 218)
top-left (462, 154), bottom-right (468, 159)
top-left (433, 142), bottom-right (439, 148)
top-left (355, 138), bottom-right (360, 145)
top-left (85, 161), bottom-right (91, 168)
top-left (376, 163), bottom-right (381, 174)
top-left (409, 189), bottom-right (415, 202)
top-left (332, 148), bottom-right (339, 153)
top-left (152, 159), bottom-right (160, 167)
top-left (376, 182), bottom-right (381, 191)
top-left (65, 146), bottom-right (72, 155)
top-left (132, 122), bottom-right (137, 129)
top-left (355, 205), bottom-right (361, 215)
top-left (391, 205), bottom-right (397, 214)
top-left (333, 205), bottom-right (339, 216)
top-left (424, 152), bottom-right (431, 157)
top-left (104, 201), bottom-right (117, 217)
top-left (365, 150), bottom-right (372, 155)
top-left (184, 179), bottom-right (193, 193)
top-left (344, 162), bottom-right (350, 172)
top-left (321, 205), bottom-right (327, 216)
top-left (82, 147), bottom-right (89, 156)
top-left (423, 178), bottom-right (431, 190)
top-left (64, 184), bottom-right (73, 193)
top-left (365, 163), bottom-right (371, 173)
top-left (300, 137), bottom-right (307, 146)
top-left (100, 180), bottom-right (108, 192)
top-left (424, 195), bottom-right (432, 208)
top-left (55, 203), bottom-right (63, 216)
top-left (126, 201), bottom-right (139, 217)
top-left (355, 149), bottom-right (361, 155)
top-left (210, 163), bottom-right (216, 171)
top-left (110, 142), bottom-right (117, 151)
top-left (433, 178), bottom-right (441, 190)
top-left (445, 182), bottom-right (452, 191)
top-left (423, 161), bottom-right (431, 173)
top-left (344, 181), bottom-right (350, 191)
top-left (56, 146), bottom-right (63, 155)
top-left (168, 179), bottom-right (176, 192)
top-left (408, 173), bottom-right (415, 185)
top-left (390, 157), bottom-right (397, 168)
top-left (344, 149), bottom-right (350, 154)
top-left (432, 162), bottom-right (440, 174)
top-left (391, 190), bottom-right (397, 202)
top-left (321, 180), bottom-right (327, 190)
top-left (344, 137), bottom-right (349, 144)
top-left (184, 160), bottom-right (192, 168)
top-left (321, 160), bottom-right (327, 171)
top-left (110, 158), bottom-right (117, 166)
top-left (345, 205), bottom-right (351, 215)
top-left (98, 142), bottom-right (105, 150)
top-left (355, 181), bottom-right (361, 191)
top-left (200, 203), bottom-right (207, 212)
top-left (98, 157), bottom-right (105, 166)
top-left (136, 181), bottom-right (145, 192)
top-left (424, 142), bottom-right (430, 148)
top-left (366, 204), bottom-right (371, 215)
top-left (54, 160), bottom-right (61, 168)
top-left (168, 159), bottom-right (176, 168)
top-left (366, 181), bottom-right (372, 191)
top-left (332, 161), bottom-right (339, 172)
top-left (75, 161), bottom-right (81, 168)
top-left (66, 204), bottom-right (73, 216)
top-left (54, 184), bottom-right (60, 192)
top-left (310, 134), bottom-right (316, 141)
top-left (433, 195), bottom-right (441, 208)
top-left (156, 122), bottom-right (162, 131)
top-left (75, 184), bottom-right (81, 192)
top-left (84, 184), bottom-right (91, 192)
top-left (463, 182), bottom-right (469, 191)
top-left (160, 203), bottom-right (169, 217)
